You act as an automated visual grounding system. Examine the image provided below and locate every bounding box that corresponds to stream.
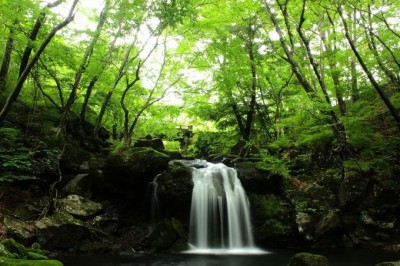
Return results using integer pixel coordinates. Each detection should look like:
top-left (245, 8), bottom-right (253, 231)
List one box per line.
top-left (59, 249), bottom-right (400, 266)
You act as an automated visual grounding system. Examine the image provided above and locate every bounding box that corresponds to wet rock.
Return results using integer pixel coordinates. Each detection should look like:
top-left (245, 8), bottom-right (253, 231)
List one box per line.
top-left (288, 252), bottom-right (329, 266)
top-left (157, 162), bottom-right (193, 221)
top-left (57, 194), bottom-right (102, 219)
top-left (35, 212), bottom-right (91, 251)
top-left (62, 174), bottom-right (92, 198)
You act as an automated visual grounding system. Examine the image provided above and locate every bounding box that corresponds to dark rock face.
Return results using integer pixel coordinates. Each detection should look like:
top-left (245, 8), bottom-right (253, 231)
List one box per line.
top-left (156, 161), bottom-right (194, 222)
top-left (287, 252), bottom-right (329, 266)
top-left (149, 218), bottom-right (187, 251)
top-left (339, 174), bottom-right (370, 211)
top-left (235, 161), bottom-right (283, 195)
top-left (100, 147), bottom-right (170, 206)
top-left (249, 194), bottom-right (295, 247)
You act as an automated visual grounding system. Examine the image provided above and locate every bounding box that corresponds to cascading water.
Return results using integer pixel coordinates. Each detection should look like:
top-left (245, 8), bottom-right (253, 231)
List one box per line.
top-left (148, 173), bottom-right (161, 233)
top-left (186, 162), bottom-right (266, 254)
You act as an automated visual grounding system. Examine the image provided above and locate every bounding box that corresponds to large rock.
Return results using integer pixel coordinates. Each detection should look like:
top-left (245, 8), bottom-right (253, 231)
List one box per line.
top-left (100, 147), bottom-right (170, 207)
top-left (104, 147), bottom-right (169, 186)
top-left (249, 194), bottom-right (294, 247)
top-left (149, 218), bottom-right (187, 251)
top-left (156, 161), bottom-right (194, 221)
top-left (57, 194), bottom-right (102, 219)
top-left (3, 216), bottom-right (36, 246)
top-left (35, 212), bottom-right (91, 251)
top-left (235, 161), bottom-right (283, 195)
top-left (287, 252), bottom-right (329, 266)
top-left (134, 137), bottom-right (165, 151)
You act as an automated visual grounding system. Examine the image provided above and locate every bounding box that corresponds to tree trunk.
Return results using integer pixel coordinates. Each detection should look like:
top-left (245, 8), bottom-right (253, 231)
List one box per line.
top-left (0, 1), bottom-right (77, 123)
top-left (58, 0), bottom-right (110, 134)
top-left (0, 26), bottom-right (14, 92)
top-left (339, 5), bottom-right (400, 131)
top-left (350, 9), bottom-right (359, 102)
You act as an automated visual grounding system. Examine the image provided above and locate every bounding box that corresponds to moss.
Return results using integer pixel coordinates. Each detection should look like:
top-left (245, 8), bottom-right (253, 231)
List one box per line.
top-left (35, 212), bottom-right (84, 233)
top-left (288, 252), bottom-right (328, 266)
top-left (0, 257), bottom-right (63, 266)
top-left (0, 239), bottom-right (63, 265)
top-left (250, 194), bottom-right (287, 220)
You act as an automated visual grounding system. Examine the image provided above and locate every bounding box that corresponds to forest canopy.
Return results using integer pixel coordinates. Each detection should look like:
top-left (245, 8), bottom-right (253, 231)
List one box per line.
top-left (0, 0), bottom-right (399, 163)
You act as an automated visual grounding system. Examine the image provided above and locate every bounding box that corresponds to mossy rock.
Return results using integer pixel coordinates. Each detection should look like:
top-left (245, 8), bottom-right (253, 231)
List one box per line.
top-left (0, 257), bottom-right (63, 266)
top-left (150, 218), bottom-right (187, 251)
top-left (287, 252), bottom-right (329, 266)
top-left (35, 212), bottom-right (90, 251)
top-left (57, 194), bottom-right (102, 218)
top-left (0, 238), bottom-right (63, 265)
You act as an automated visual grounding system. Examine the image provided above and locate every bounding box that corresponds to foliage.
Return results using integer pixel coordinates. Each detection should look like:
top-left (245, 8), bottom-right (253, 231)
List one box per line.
top-left (188, 131), bottom-right (237, 158)
top-left (256, 150), bottom-right (290, 178)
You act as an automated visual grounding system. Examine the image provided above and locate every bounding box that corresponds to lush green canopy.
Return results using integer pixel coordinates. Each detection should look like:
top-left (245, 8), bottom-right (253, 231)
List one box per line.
top-left (0, 0), bottom-right (399, 165)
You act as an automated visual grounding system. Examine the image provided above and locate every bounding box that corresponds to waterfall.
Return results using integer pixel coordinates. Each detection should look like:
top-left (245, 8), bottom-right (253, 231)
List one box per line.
top-left (186, 162), bottom-right (266, 254)
top-left (148, 173), bottom-right (161, 233)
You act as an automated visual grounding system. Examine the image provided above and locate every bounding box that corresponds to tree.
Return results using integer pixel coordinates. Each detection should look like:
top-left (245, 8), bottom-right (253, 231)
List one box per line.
top-left (0, 0), bottom-right (78, 123)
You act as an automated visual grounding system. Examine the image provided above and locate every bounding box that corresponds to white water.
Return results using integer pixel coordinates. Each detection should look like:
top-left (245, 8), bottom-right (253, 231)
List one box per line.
top-left (186, 162), bottom-right (267, 254)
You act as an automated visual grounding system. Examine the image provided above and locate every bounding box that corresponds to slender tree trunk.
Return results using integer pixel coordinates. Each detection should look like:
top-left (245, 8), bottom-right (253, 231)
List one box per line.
top-left (19, 1), bottom-right (63, 78)
top-left (296, 0), bottom-right (348, 151)
top-left (0, 1), bottom-right (77, 123)
top-left (339, 5), bottom-right (400, 131)
top-left (350, 9), bottom-right (359, 102)
top-left (324, 12), bottom-right (346, 116)
top-left (0, 26), bottom-right (15, 92)
top-left (244, 35), bottom-right (257, 141)
top-left (58, 0), bottom-right (109, 134)
top-left (80, 20), bottom-right (120, 123)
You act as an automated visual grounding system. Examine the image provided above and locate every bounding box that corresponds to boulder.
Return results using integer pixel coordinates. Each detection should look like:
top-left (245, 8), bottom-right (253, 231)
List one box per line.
top-left (35, 212), bottom-right (91, 251)
top-left (134, 138), bottom-right (165, 151)
top-left (57, 194), bottom-right (102, 219)
top-left (287, 252), bottom-right (329, 266)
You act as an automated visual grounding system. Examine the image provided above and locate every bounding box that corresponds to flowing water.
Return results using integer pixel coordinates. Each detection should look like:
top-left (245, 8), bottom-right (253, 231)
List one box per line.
top-left (186, 162), bottom-right (265, 254)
